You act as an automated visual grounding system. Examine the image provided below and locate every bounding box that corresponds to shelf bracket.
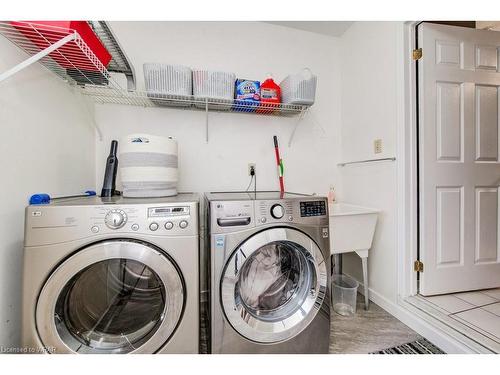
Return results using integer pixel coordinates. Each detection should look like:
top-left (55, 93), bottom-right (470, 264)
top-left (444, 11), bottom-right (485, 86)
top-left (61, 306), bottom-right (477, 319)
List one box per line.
top-left (0, 32), bottom-right (76, 84)
top-left (205, 98), bottom-right (209, 143)
top-left (288, 108), bottom-right (307, 147)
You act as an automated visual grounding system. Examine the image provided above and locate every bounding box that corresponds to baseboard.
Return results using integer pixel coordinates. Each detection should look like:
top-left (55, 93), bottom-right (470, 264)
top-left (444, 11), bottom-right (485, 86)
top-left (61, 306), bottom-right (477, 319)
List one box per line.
top-left (342, 272), bottom-right (490, 353)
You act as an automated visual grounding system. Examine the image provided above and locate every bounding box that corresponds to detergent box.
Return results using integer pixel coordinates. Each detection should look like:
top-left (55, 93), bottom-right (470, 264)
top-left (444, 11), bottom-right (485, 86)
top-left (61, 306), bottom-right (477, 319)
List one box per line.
top-left (234, 79), bottom-right (260, 112)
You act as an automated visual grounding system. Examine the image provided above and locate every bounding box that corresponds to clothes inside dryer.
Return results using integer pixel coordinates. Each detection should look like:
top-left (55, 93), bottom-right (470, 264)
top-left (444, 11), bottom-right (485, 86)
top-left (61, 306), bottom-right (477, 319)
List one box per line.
top-left (54, 258), bottom-right (166, 353)
top-left (236, 240), bottom-right (312, 321)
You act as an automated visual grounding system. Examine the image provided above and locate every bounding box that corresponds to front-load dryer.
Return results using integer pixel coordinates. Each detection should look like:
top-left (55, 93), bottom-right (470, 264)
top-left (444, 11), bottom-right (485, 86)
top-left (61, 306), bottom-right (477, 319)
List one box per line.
top-left (22, 194), bottom-right (199, 354)
top-left (205, 191), bottom-right (330, 354)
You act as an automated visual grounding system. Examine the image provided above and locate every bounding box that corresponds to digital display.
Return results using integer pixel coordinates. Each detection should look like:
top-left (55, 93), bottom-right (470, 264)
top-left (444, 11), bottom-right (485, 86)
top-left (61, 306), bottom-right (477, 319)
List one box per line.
top-left (300, 201), bottom-right (326, 217)
top-left (148, 206), bottom-right (189, 217)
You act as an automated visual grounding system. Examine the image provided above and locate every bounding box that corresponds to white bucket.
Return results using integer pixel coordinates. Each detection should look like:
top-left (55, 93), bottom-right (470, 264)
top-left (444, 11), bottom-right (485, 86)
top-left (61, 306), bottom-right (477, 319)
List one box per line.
top-left (119, 134), bottom-right (178, 198)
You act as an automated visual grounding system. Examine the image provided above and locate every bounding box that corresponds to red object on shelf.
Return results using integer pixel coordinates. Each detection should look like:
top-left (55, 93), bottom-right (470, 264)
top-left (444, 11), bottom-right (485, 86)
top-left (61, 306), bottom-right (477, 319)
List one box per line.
top-left (10, 21), bottom-right (112, 71)
top-left (257, 76), bottom-right (281, 114)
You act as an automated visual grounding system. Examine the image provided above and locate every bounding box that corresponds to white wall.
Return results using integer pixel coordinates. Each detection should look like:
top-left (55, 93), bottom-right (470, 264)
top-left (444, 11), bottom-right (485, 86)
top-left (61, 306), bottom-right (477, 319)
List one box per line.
top-left (0, 36), bottom-right (96, 347)
top-left (94, 22), bottom-right (342, 198)
top-left (93, 22), bottom-right (343, 296)
top-left (339, 22), bottom-right (404, 303)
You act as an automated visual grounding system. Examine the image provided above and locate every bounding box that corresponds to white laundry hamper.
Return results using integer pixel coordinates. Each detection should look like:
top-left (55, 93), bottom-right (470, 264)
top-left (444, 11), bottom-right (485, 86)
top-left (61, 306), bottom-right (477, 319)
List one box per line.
top-left (119, 134), bottom-right (178, 198)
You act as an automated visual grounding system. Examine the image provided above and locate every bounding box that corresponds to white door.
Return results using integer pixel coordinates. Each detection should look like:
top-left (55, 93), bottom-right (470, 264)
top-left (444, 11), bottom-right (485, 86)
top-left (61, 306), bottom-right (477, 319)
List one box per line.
top-left (418, 23), bottom-right (500, 295)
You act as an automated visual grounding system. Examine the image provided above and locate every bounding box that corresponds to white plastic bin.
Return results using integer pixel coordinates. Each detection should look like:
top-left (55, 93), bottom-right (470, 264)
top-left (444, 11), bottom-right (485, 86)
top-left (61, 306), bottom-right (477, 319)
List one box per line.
top-left (192, 70), bottom-right (235, 109)
top-left (143, 63), bottom-right (192, 107)
top-left (280, 68), bottom-right (317, 106)
top-left (331, 274), bottom-right (359, 316)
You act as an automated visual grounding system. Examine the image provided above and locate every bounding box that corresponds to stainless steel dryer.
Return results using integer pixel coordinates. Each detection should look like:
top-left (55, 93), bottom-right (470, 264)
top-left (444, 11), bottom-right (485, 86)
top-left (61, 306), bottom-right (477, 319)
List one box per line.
top-left (206, 191), bottom-right (330, 354)
top-left (22, 194), bottom-right (199, 354)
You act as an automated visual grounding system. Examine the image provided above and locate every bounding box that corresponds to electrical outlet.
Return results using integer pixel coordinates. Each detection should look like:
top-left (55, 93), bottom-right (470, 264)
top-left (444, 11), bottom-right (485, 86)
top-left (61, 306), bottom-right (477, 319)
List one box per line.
top-left (248, 163), bottom-right (256, 176)
top-left (374, 139), bottom-right (383, 154)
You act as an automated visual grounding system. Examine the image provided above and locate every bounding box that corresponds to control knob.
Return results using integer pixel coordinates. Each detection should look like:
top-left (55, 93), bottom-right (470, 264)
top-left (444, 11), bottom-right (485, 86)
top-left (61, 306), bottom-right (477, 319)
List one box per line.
top-left (105, 209), bottom-right (127, 229)
top-left (270, 204), bottom-right (285, 219)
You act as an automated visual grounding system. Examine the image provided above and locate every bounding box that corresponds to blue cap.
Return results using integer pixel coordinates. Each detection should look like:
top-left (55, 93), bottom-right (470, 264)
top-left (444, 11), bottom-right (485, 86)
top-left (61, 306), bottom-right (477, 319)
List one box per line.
top-left (29, 193), bottom-right (51, 205)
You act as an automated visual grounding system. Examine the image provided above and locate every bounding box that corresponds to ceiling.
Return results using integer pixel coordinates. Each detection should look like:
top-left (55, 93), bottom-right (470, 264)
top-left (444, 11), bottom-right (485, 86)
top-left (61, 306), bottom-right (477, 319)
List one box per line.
top-left (264, 21), bottom-right (353, 37)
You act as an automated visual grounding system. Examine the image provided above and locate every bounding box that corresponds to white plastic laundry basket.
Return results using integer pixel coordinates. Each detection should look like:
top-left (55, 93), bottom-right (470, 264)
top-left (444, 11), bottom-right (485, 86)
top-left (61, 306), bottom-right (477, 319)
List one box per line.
top-left (143, 63), bottom-right (192, 107)
top-left (192, 70), bottom-right (235, 109)
top-left (119, 134), bottom-right (178, 198)
top-left (280, 68), bottom-right (317, 106)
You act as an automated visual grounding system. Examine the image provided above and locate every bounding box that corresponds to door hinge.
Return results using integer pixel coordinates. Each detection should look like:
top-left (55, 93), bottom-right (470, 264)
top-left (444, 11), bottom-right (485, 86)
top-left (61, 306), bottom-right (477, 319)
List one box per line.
top-left (414, 260), bottom-right (424, 272)
top-left (412, 48), bottom-right (422, 60)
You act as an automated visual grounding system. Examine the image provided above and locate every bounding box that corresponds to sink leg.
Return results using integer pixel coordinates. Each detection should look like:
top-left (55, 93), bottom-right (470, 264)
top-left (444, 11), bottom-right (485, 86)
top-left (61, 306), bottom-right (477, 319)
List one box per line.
top-left (333, 254), bottom-right (342, 275)
top-left (361, 256), bottom-right (369, 310)
top-left (355, 249), bottom-right (370, 310)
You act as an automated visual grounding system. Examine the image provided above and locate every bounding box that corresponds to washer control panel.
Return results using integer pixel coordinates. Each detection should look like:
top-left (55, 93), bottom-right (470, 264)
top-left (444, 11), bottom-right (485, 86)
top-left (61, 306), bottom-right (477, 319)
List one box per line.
top-left (208, 195), bottom-right (328, 235)
top-left (256, 198), bottom-right (328, 226)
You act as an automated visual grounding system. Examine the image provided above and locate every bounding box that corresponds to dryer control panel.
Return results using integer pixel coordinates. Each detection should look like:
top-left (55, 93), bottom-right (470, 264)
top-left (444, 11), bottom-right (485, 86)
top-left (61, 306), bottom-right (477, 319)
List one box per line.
top-left (90, 204), bottom-right (196, 237)
top-left (24, 198), bottom-right (199, 246)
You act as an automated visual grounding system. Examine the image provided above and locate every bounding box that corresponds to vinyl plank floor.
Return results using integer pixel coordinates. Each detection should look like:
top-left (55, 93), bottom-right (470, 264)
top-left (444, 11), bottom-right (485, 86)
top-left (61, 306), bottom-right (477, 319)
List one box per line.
top-left (201, 294), bottom-right (421, 354)
top-left (330, 293), bottom-right (421, 354)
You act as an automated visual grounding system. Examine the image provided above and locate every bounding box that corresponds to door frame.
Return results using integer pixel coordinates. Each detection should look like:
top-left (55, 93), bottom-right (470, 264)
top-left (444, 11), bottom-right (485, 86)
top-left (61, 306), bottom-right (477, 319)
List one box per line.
top-left (397, 21), bottom-right (420, 299)
top-left (388, 22), bottom-right (498, 352)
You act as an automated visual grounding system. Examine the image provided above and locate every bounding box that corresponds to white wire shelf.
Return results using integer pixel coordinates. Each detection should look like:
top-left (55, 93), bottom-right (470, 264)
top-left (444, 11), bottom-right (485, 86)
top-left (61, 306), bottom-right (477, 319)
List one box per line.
top-left (0, 21), bottom-right (311, 144)
top-left (0, 21), bottom-right (310, 117)
top-left (82, 85), bottom-right (309, 116)
top-left (0, 21), bottom-right (125, 89)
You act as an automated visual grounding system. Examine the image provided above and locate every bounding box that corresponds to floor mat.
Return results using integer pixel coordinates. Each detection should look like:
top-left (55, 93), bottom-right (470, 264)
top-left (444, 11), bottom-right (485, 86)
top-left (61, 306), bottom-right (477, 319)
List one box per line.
top-left (371, 338), bottom-right (445, 354)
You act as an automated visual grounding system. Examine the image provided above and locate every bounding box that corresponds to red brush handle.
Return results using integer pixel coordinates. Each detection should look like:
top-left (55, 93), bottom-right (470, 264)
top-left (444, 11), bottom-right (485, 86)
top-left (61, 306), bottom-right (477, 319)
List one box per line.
top-left (273, 136), bottom-right (285, 196)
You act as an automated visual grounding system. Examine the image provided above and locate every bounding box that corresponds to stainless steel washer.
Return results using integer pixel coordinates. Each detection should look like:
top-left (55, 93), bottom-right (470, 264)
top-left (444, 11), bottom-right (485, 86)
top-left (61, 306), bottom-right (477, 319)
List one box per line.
top-left (22, 194), bottom-right (199, 354)
top-left (206, 191), bottom-right (330, 353)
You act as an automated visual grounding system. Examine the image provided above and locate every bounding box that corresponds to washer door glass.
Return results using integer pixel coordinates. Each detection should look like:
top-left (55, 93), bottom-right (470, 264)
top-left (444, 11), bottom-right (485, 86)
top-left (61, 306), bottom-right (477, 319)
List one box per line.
top-left (237, 241), bottom-right (311, 321)
top-left (221, 228), bottom-right (327, 343)
top-left (36, 240), bottom-right (184, 354)
top-left (55, 259), bottom-right (165, 353)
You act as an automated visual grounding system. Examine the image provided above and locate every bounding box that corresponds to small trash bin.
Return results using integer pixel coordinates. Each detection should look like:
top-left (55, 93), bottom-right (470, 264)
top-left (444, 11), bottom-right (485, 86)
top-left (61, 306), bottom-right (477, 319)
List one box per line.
top-left (332, 274), bottom-right (359, 316)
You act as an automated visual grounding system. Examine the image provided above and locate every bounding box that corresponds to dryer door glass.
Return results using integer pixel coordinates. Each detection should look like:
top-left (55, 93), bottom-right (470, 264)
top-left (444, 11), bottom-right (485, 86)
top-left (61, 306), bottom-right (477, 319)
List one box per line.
top-left (36, 240), bottom-right (185, 354)
top-left (54, 259), bottom-right (165, 354)
top-left (221, 228), bottom-right (327, 343)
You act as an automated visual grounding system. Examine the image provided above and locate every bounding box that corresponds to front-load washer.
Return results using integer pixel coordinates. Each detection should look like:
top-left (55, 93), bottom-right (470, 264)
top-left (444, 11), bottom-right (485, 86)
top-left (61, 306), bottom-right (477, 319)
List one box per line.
top-left (22, 194), bottom-right (199, 354)
top-left (206, 191), bottom-right (330, 354)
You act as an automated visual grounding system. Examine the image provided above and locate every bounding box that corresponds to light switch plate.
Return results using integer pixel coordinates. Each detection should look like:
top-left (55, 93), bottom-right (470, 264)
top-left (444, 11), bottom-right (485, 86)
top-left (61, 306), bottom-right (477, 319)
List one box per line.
top-left (374, 139), bottom-right (383, 154)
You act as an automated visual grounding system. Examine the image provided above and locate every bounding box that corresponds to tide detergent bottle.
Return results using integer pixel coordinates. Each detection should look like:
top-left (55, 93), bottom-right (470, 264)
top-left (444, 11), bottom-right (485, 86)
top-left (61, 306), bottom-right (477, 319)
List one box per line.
top-left (258, 75), bottom-right (281, 113)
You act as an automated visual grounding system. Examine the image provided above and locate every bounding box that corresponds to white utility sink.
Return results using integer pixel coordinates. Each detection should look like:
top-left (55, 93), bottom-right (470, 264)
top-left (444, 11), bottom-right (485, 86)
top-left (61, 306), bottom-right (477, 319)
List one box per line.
top-left (328, 202), bottom-right (380, 310)
top-left (329, 203), bottom-right (379, 254)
